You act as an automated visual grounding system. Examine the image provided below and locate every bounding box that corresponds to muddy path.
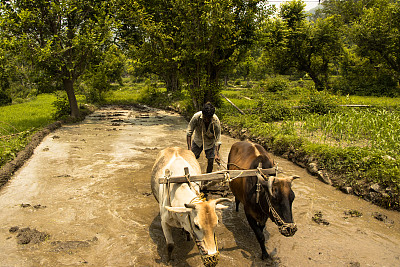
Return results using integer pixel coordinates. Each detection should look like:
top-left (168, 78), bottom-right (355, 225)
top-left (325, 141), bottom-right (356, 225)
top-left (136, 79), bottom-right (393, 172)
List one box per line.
top-left (1, 106), bottom-right (399, 267)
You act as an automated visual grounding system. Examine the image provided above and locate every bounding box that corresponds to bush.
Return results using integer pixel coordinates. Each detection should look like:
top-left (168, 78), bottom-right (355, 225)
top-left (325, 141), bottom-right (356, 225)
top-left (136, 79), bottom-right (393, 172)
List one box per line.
top-left (299, 90), bottom-right (339, 114)
top-left (0, 90), bottom-right (12, 106)
top-left (52, 93), bottom-right (70, 119)
top-left (264, 76), bottom-right (290, 92)
top-left (253, 97), bottom-right (293, 122)
top-left (247, 77), bottom-right (292, 100)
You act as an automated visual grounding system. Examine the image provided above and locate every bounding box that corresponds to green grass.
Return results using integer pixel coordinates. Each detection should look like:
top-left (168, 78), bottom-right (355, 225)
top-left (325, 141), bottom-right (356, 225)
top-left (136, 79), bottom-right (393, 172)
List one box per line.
top-left (0, 94), bottom-right (57, 167)
top-left (102, 83), bottom-right (143, 104)
top-left (218, 84), bottom-right (400, 209)
top-left (295, 109), bottom-right (400, 154)
top-left (0, 94), bottom-right (57, 134)
top-left (342, 95), bottom-right (400, 107)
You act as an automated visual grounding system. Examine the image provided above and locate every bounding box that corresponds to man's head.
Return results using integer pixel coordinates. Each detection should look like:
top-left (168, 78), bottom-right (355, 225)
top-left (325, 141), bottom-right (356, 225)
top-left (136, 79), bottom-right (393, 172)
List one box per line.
top-left (202, 102), bottom-right (215, 123)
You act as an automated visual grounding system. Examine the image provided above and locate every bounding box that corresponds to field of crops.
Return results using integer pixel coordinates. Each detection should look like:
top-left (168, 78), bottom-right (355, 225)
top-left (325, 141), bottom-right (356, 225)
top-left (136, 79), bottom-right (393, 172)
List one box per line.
top-left (216, 82), bottom-right (400, 209)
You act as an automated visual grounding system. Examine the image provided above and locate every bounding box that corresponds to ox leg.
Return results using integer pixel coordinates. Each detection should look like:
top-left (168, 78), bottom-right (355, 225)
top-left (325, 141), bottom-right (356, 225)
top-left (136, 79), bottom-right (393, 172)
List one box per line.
top-left (235, 198), bottom-right (240, 212)
top-left (245, 213), bottom-right (269, 260)
top-left (161, 221), bottom-right (175, 261)
top-left (182, 228), bottom-right (191, 241)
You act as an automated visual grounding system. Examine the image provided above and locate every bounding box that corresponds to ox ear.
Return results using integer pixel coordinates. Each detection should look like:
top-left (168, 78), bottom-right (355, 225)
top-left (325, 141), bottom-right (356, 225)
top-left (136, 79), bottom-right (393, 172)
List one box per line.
top-left (165, 206), bottom-right (192, 213)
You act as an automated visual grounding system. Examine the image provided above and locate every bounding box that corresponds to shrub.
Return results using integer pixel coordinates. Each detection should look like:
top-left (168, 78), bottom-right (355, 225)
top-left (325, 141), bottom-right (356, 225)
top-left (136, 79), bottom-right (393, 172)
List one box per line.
top-left (52, 93), bottom-right (70, 119)
top-left (0, 90), bottom-right (12, 106)
top-left (234, 79), bottom-right (242, 86)
top-left (264, 76), bottom-right (290, 92)
top-left (253, 97), bottom-right (293, 122)
top-left (299, 90), bottom-right (339, 114)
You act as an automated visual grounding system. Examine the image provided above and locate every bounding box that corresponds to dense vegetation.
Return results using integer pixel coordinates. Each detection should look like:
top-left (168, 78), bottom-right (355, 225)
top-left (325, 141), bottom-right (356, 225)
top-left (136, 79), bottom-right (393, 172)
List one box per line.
top-left (0, 0), bottom-right (399, 210)
top-left (117, 77), bottom-right (399, 210)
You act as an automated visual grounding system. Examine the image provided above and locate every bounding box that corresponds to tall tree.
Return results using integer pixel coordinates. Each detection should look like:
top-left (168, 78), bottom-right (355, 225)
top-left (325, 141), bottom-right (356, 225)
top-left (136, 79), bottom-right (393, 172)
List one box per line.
top-left (117, 0), bottom-right (270, 110)
top-left (264, 0), bottom-right (343, 90)
top-left (0, 0), bottom-right (115, 117)
top-left (320, 0), bottom-right (384, 24)
top-left (351, 1), bottom-right (400, 87)
top-left (117, 0), bottom-right (182, 92)
top-left (174, 0), bottom-right (270, 109)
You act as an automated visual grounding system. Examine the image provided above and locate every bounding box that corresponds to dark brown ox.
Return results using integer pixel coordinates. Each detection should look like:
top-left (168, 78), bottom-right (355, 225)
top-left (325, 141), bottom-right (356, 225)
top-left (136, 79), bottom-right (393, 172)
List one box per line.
top-left (228, 141), bottom-right (298, 260)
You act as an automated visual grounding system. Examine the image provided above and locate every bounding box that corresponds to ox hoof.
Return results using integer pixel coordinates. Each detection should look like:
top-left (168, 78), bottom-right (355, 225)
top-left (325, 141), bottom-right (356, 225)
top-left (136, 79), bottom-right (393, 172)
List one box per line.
top-left (261, 251), bottom-right (271, 261)
top-left (167, 243), bottom-right (174, 262)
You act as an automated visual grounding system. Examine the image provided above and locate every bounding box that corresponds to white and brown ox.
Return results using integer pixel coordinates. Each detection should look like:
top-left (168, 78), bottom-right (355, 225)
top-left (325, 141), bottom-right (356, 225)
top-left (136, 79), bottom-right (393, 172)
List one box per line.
top-left (228, 141), bottom-right (298, 260)
top-left (151, 147), bottom-right (230, 266)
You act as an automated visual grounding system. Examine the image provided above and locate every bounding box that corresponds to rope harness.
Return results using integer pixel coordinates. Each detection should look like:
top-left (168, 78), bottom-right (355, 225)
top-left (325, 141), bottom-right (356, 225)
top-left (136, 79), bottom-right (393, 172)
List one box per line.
top-left (168, 169), bottom-right (220, 267)
top-left (255, 168), bottom-right (297, 236)
top-left (188, 195), bottom-right (220, 267)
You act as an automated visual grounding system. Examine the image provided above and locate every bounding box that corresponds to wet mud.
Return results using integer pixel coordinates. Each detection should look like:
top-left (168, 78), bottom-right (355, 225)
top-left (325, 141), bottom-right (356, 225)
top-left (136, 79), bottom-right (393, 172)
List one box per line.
top-left (0, 106), bottom-right (399, 266)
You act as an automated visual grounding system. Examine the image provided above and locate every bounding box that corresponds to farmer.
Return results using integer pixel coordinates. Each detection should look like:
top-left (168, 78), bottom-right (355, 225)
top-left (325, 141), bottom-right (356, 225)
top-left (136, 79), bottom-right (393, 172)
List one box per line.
top-left (187, 102), bottom-right (221, 173)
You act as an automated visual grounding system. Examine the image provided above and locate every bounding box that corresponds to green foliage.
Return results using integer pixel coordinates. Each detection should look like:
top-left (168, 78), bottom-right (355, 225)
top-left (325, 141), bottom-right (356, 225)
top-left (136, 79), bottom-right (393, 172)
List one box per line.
top-left (351, 2), bottom-right (400, 84)
top-left (264, 3), bottom-right (343, 90)
top-left (0, 128), bottom-right (32, 167)
top-left (259, 76), bottom-right (290, 93)
top-left (52, 94), bottom-right (71, 120)
top-left (299, 90), bottom-right (339, 114)
top-left (253, 97), bottom-right (293, 122)
top-left (333, 49), bottom-right (398, 96)
top-left (234, 79), bottom-right (242, 86)
top-left (321, 0), bottom-right (385, 24)
top-left (0, 90), bottom-right (12, 106)
top-left (118, 0), bottom-right (271, 110)
top-left (279, 0), bottom-right (307, 28)
top-left (0, 94), bottom-right (57, 168)
top-left (0, 0), bottom-right (116, 117)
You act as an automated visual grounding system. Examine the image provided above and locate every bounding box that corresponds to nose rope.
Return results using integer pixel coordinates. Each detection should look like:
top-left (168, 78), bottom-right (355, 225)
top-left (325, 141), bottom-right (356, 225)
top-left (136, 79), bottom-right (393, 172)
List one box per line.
top-left (187, 210), bottom-right (220, 267)
top-left (257, 169), bottom-right (297, 235)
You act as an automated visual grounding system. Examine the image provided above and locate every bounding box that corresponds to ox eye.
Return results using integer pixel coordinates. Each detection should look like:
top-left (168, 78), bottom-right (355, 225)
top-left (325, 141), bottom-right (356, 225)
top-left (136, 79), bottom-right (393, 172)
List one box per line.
top-left (194, 223), bottom-right (200, 230)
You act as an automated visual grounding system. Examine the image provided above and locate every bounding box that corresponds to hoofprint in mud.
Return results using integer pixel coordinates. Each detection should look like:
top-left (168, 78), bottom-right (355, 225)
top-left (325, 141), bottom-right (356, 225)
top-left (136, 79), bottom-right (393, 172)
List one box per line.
top-left (0, 106), bottom-right (399, 266)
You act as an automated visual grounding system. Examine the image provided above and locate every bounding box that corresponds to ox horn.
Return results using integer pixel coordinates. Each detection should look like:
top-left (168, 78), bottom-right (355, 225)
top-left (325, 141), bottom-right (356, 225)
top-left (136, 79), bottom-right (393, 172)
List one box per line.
top-left (288, 175), bottom-right (300, 182)
top-left (185, 203), bottom-right (196, 209)
top-left (214, 198), bottom-right (232, 204)
top-left (267, 176), bottom-right (275, 197)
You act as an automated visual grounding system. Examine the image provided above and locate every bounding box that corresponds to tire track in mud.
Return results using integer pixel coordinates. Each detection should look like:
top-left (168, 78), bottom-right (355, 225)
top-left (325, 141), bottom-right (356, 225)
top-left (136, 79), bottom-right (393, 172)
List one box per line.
top-left (0, 106), bottom-right (399, 266)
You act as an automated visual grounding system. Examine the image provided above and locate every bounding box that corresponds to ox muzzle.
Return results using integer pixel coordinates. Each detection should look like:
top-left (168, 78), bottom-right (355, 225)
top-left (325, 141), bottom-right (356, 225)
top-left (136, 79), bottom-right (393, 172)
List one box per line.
top-left (194, 236), bottom-right (220, 267)
top-left (278, 222), bottom-right (297, 237)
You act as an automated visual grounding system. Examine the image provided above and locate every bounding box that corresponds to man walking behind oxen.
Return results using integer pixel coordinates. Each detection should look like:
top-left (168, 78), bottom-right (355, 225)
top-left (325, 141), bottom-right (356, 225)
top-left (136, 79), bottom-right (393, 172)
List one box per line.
top-left (187, 102), bottom-right (221, 173)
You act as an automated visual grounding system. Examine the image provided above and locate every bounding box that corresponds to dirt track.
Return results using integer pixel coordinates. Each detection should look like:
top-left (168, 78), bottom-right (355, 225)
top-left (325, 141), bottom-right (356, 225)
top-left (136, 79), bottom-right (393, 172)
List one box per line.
top-left (1, 106), bottom-right (399, 266)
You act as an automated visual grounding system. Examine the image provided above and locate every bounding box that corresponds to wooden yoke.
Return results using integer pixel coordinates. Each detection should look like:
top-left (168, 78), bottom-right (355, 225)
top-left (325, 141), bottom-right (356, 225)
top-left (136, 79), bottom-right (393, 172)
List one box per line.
top-left (158, 167), bottom-right (277, 184)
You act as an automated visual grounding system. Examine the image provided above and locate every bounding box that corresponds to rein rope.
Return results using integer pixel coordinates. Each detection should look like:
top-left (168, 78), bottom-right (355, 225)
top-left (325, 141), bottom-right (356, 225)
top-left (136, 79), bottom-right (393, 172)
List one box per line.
top-left (256, 168), bottom-right (297, 235)
top-left (186, 173), bottom-right (219, 267)
top-left (164, 168), bottom-right (219, 266)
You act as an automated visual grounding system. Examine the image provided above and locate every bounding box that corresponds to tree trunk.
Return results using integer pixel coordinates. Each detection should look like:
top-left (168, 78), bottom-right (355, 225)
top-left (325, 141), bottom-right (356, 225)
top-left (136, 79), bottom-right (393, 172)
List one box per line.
top-left (164, 70), bottom-right (180, 92)
top-left (308, 71), bottom-right (325, 91)
top-left (63, 78), bottom-right (80, 118)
